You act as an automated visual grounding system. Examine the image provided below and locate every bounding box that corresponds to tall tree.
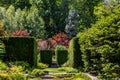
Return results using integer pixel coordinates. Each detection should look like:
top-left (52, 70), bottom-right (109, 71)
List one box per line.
top-left (30, 0), bottom-right (69, 38)
top-left (0, 0), bottom-right (31, 9)
top-left (70, 0), bottom-right (103, 30)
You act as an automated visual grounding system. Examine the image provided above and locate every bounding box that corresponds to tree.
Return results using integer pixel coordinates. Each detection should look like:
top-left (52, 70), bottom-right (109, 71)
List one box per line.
top-left (0, 0), bottom-right (31, 9)
top-left (70, 0), bottom-right (103, 30)
top-left (77, 3), bottom-right (120, 78)
top-left (3, 5), bottom-right (45, 38)
top-left (30, 0), bottom-right (69, 38)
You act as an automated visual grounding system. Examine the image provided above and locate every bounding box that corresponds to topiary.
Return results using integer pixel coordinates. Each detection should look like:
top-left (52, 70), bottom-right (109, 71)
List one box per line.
top-left (55, 45), bottom-right (68, 67)
top-left (68, 37), bottom-right (83, 68)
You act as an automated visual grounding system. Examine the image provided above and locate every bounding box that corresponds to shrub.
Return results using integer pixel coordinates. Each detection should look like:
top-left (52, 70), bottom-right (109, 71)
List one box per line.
top-left (0, 37), bottom-right (38, 67)
top-left (40, 50), bottom-right (53, 67)
top-left (37, 62), bottom-right (48, 69)
top-left (9, 61), bottom-right (30, 70)
top-left (31, 69), bottom-right (45, 77)
top-left (0, 70), bottom-right (11, 80)
top-left (55, 45), bottom-right (68, 66)
top-left (11, 29), bottom-right (29, 37)
top-left (53, 33), bottom-right (69, 47)
top-left (0, 61), bottom-right (7, 70)
top-left (68, 37), bottom-right (83, 68)
top-left (77, 4), bottom-right (120, 77)
top-left (10, 73), bottom-right (26, 80)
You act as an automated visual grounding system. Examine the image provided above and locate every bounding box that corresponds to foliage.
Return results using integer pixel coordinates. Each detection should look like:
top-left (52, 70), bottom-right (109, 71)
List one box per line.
top-left (53, 33), bottom-right (69, 47)
top-left (40, 50), bottom-right (53, 67)
top-left (2, 5), bottom-right (45, 38)
top-left (0, 65), bottom-right (26, 80)
top-left (31, 0), bottom-right (69, 38)
top-left (68, 37), bottom-right (83, 68)
top-left (69, 0), bottom-right (103, 31)
top-left (31, 69), bottom-right (45, 77)
top-left (0, 37), bottom-right (38, 67)
top-left (77, 3), bottom-right (120, 78)
top-left (74, 72), bottom-right (91, 80)
top-left (0, 60), bottom-right (7, 70)
top-left (0, 40), bottom-right (6, 59)
top-left (0, 0), bottom-right (31, 9)
top-left (12, 29), bottom-right (29, 37)
top-left (65, 9), bottom-right (80, 39)
top-left (9, 61), bottom-right (30, 70)
top-left (55, 45), bottom-right (68, 66)
top-left (37, 62), bottom-right (48, 69)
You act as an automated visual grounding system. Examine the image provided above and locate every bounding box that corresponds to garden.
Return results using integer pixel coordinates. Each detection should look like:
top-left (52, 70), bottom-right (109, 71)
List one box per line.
top-left (0, 0), bottom-right (120, 80)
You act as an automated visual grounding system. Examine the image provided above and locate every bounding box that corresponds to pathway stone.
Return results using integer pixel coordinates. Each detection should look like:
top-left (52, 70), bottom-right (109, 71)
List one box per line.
top-left (83, 73), bottom-right (100, 80)
top-left (41, 74), bottom-right (54, 80)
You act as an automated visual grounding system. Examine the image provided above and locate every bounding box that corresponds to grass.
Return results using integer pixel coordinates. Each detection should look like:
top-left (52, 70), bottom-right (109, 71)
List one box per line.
top-left (43, 68), bottom-right (65, 73)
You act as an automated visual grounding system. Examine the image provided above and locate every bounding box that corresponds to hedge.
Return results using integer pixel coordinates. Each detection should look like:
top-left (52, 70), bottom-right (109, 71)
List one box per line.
top-left (56, 50), bottom-right (68, 67)
top-left (68, 37), bottom-right (83, 68)
top-left (55, 45), bottom-right (68, 67)
top-left (40, 50), bottom-right (53, 67)
top-left (0, 37), bottom-right (37, 66)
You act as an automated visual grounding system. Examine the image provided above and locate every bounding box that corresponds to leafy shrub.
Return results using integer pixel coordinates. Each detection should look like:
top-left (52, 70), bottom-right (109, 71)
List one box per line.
top-left (55, 45), bottom-right (68, 66)
top-left (11, 29), bottom-right (29, 37)
top-left (9, 73), bottom-right (26, 80)
top-left (74, 72), bottom-right (91, 80)
top-left (0, 65), bottom-right (26, 80)
top-left (53, 33), bottom-right (69, 47)
top-left (68, 37), bottom-right (83, 68)
top-left (37, 62), bottom-right (48, 69)
top-left (0, 61), bottom-right (7, 70)
top-left (77, 3), bottom-right (120, 77)
top-left (40, 50), bottom-right (53, 66)
top-left (0, 70), bottom-right (11, 80)
top-left (31, 69), bottom-right (45, 77)
top-left (9, 61), bottom-right (30, 70)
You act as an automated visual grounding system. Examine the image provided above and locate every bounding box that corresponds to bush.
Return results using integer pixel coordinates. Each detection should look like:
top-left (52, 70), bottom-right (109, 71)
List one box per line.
top-left (0, 61), bottom-right (7, 70)
top-left (31, 69), bottom-right (45, 77)
top-left (40, 50), bottom-right (53, 67)
top-left (9, 61), bottom-right (30, 70)
top-left (77, 4), bottom-right (120, 77)
top-left (37, 62), bottom-right (48, 69)
top-left (11, 29), bottom-right (29, 37)
top-left (68, 37), bottom-right (83, 68)
top-left (55, 45), bottom-right (68, 66)
top-left (0, 37), bottom-right (38, 67)
top-left (53, 33), bottom-right (69, 47)
top-left (0, 70), bottom-right (11, 80)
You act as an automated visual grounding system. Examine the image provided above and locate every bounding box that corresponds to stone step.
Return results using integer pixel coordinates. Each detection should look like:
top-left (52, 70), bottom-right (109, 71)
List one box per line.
top-left (41, 74), bottom-right (54, 80)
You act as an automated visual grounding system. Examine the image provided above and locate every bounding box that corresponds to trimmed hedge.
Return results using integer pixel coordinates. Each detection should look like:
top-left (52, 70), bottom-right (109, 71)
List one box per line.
top-left (40, 50), bottom-right (53, 67)
top-left (68, 37), bottom-right (83, 68)
top-left (0, 37), bottom-right (37, 66)
top-left (55, 45), bottom-right (68, 66)
top-left (56, 50), bottom-right (68, 67)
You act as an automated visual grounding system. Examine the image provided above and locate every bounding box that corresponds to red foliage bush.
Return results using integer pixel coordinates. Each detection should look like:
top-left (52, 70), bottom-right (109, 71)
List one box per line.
top-left (12, 29), bottom-right (29, 37)
top-left (53, 33), bottom-right (69, 47)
